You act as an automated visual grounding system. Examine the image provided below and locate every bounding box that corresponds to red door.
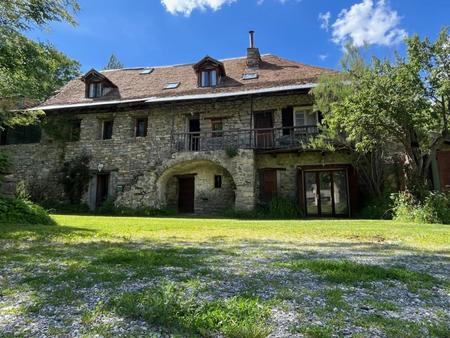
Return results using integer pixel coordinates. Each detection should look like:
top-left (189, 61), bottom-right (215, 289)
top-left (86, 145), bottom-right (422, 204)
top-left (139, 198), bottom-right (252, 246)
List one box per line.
top-left (178, 176), bottom-right (195, 213)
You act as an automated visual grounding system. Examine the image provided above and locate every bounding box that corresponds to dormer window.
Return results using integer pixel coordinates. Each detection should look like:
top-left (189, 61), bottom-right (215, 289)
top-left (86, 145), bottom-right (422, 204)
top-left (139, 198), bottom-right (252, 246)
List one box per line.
top-left (81, 69), bottom-right (117, 99)
top-left (88, 82), bottom-right (103, 98)
top-left (201, 70), bottom-right (217, 87)
top-left (193, 56), bottom-right (226, 88)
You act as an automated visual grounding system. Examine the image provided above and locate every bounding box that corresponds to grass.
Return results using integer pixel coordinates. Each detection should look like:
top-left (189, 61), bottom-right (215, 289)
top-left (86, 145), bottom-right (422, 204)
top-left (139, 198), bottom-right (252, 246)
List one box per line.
top-left (108, 281), bottom-right (272, 337)
top-left (276, 258), bottom-right (440, 290)
top-left (0, 215), bottom-right (449, 337)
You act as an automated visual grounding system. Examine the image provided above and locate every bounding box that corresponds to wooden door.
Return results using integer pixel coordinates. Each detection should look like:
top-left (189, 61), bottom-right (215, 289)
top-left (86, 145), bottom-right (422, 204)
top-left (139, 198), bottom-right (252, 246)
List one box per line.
top-left (96, 174), bottom-right (109, 208)
top-left (178, 176), bottom-right (195, 213)
top-left (260, 169), bottom-right (277, 202)
top-left (254, 111), bottom-right (273, 148)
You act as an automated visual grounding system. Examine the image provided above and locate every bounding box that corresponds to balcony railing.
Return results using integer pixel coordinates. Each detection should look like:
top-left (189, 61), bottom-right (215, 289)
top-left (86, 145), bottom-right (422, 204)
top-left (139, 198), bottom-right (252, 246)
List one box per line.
top-left (172, 125), bottom-right (319, 152)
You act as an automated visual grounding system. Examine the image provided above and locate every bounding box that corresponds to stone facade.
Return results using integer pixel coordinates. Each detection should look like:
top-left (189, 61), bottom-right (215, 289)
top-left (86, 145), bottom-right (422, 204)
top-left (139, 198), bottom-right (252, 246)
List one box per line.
top-left (1, 91), bottom-right (354, 214)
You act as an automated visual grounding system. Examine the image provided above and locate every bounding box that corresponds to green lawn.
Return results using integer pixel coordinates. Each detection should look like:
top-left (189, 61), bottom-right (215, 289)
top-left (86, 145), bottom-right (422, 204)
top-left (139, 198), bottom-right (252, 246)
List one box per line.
top-left (0, 216), bottom-right (449, 337)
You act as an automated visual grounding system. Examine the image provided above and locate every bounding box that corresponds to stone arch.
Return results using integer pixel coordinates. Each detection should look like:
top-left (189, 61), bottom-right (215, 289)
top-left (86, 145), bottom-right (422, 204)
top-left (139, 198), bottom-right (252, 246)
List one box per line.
top-left (157, 158), bottom-right (237, 213)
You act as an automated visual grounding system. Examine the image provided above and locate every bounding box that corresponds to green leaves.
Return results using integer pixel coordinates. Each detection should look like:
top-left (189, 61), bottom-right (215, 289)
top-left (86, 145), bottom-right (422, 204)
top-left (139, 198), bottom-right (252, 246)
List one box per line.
top-left (0, 0), bottom-right (80, 31)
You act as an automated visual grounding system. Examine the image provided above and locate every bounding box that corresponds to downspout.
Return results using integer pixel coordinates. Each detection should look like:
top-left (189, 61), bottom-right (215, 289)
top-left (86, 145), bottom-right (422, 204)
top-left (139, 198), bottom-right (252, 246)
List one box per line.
top-left (249, 94), bottom-right (254, 147)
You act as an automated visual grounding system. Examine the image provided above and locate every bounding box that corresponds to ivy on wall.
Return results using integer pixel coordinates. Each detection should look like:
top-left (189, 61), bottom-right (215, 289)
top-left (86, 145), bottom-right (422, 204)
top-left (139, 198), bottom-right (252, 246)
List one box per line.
top-left (59, 153), bottom-right (91, 203)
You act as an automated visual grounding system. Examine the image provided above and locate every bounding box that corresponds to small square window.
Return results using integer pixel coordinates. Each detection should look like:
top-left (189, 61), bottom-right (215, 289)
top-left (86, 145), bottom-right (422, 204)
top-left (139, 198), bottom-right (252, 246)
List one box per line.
top-left (140, 68), bottom-right (154, 75)
top-left (135, 118), bottom-right (148, 137)
top-left (102, 120), bottom-right (113, 140)
top-left (211, 119), bottom-right (223, 137)
top-left (214, 175), bottom-right (222, 189)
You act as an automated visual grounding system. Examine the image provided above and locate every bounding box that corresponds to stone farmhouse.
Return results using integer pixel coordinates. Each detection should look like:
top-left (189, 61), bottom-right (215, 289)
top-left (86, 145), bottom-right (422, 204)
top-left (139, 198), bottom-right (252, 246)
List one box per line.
top-left (2, 32), bottom-right (449, 216)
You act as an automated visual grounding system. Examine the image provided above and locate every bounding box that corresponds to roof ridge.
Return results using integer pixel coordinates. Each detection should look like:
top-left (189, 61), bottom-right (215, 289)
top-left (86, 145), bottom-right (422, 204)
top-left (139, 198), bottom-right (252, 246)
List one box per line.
top-left (98, 54), bottom-right (278, 74)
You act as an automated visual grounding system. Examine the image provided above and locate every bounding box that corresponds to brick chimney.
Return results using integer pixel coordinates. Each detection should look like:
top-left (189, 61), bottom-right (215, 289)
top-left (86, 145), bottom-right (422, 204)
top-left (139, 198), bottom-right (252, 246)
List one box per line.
top-left (246, 31), bottom-right (261, 69)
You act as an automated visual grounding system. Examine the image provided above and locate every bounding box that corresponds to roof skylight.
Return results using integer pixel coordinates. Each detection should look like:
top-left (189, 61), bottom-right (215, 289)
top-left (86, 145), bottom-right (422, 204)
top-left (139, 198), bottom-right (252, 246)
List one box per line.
top-left (140, 68), bottom-right (154, 75)
top-left (164, 82), bottom-right (180, 89)
top-left (242, 73), bottom-right (258, 80)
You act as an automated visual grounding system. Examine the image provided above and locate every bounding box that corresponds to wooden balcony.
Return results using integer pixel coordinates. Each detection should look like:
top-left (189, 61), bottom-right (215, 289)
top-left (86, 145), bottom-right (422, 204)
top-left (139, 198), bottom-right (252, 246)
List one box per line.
top-left (172, 126), bottom-right (319, 152)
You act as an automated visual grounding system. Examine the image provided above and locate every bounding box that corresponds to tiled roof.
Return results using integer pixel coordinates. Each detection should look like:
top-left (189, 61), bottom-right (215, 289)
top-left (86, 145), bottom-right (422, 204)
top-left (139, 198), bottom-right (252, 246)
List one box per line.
top-left (40, 54), bottom-right (334, 109)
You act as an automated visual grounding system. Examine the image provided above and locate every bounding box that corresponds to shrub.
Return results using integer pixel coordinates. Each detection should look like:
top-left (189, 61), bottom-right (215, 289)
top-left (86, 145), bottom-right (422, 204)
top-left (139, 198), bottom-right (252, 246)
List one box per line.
top-left (392, 191), bottom-right (450, 224)
top-left (0, 151), bottom-right (9, 188)
top-left (40, 201), bottom-right (90, 214)
top-left (261, 196), bottom-right (303, 219)
top-left (224, 196), bottom-right (303, 219)
top-left (224, 145), bottom-right (239, 158)
top-left (357, 193), bottom-right (393, 219)
top-left (96, 198), bottom-right (176, 217)
top-left (59, 154), bottom-right (91, 204)
top-left (0, 197), bottom-right (55, 225)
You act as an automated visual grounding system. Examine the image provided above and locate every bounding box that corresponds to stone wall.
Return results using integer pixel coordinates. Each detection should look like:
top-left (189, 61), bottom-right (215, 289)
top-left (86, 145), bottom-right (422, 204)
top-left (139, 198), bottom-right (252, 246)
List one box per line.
top-left (254, 151), bottom-right (353, 203)
top-left (1, 91), bottom-right (325, 212)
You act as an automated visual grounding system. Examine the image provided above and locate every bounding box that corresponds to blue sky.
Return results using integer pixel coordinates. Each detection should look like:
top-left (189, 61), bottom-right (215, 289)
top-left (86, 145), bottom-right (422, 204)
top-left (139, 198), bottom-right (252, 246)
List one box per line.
top-left (26, 0), bottom-right (449, 72)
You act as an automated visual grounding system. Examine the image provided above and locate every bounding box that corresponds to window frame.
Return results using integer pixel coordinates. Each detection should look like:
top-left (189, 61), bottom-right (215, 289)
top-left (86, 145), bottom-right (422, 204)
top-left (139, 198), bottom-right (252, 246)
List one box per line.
top-left (88, 82), bottom-right (103, 98)
top-left (200, 69), bottom-right (218, 88)
top-left (293, 107), bottom-right (318, 127)
top-left (134, 117), bottom-right (148, 138)
top-left (214, 175), bottom-right (222, 189)
top-left (102, 120), bottom-right (114, 140)
top-left (68, 119), bottom-right (81, 142)
top-left (211, 119), bottom-right (223, 138)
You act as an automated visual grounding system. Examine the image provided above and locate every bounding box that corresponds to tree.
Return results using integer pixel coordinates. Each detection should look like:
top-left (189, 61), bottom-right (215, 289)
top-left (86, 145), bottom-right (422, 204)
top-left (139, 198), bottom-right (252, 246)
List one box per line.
top-left (0, 0), bottom-right (80, 128)
top-left (0, 0), bottom-right (79, 31)
top-left (104, 54), bottom-right (124, 70)
top-left (0, 27), bottom-right (80, 127)
top-left (312, 28), bottom-right (450, 199)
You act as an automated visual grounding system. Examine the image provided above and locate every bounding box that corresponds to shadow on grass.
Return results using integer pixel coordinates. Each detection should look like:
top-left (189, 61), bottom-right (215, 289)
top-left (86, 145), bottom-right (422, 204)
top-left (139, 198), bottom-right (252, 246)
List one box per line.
top-left (0, 223), bottom-right (96, 241)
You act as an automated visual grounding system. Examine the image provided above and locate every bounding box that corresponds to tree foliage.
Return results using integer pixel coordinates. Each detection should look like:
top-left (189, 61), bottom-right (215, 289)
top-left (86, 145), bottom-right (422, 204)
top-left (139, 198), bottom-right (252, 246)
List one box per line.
top-left (312, 27), bottom-right (450, 199)
top-left (0, 1), bottom-right (80, 129)
top-left (0, 0), bottom-right (79, 31)
top-left (104, 54), bottom-right (124, 70)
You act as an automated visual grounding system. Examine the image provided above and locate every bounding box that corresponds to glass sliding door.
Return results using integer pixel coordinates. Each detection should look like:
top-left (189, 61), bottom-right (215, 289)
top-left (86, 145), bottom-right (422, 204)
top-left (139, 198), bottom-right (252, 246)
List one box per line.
top-left (332, 170), bottom-right (349, 216)
top-left (304, 172), bottom-right (319, 216)
top-left (303, 169), bottom-right (349, 217)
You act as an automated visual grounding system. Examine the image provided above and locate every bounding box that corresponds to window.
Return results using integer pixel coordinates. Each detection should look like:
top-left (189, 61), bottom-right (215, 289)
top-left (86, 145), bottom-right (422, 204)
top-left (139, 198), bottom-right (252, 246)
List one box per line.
top-left (214, 175), bottom-right (222, 189)
top-left (102, 120), bottom-right (113, 140)
top-left (88, 82), bottom-right (103, 98)
top-left (140, 68), bottom-right (154, 75)
top-left (294, 108), bottom-right (318, 126)
top-left (242, 73), bottom-right (258, 80)
top-left (69, 120), bottom-right (81, 142)
top-left (211, 119), bottom-right (223, 137)
top-left (0, 125), bottom-right (41, 145)
top-left (200, 70), bottom-right (217, 87)
top-left (135, 118), bottom-right (148, 137)
top-left (164, 82), bottom-right (180, 89)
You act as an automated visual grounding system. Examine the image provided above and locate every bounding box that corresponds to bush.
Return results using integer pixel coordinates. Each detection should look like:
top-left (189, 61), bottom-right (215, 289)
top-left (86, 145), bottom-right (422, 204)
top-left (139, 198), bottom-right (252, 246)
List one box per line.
top-left (357, 193), bottom-right (393, 219)
top-left (59, 154), bottom-right (91, 204)
top-left (392, 191), bottom-right (450, 224)
top-left (96, 198), bottom-right (176, 217)
top-left (224, 196), bottom-right (303, 219)
top-left (40, 201), bottom-right (90, 214)
top-left (0, 197), bottom-right (55, 225)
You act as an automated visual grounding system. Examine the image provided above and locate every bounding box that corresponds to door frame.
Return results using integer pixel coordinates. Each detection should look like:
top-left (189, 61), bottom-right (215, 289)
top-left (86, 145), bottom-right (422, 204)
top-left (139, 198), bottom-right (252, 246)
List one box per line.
top-left (298, 164), bottom-right (353, 217)
top-left (253, 110), bottom-right (274, 148)
top-left (177, 174), bottom-right (196, 213)
top-left (95, 173), bottom-right (110, 208)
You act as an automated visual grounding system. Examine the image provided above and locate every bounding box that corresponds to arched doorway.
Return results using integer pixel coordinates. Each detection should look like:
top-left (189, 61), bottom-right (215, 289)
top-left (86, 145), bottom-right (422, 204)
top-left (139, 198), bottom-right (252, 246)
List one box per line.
top-left (158, 160), bottom-right (236, 214)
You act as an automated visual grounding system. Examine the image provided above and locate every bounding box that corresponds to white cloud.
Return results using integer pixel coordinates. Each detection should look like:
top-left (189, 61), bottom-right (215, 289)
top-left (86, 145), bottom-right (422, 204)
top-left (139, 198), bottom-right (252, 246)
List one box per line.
top-left (318, 54), bottom-right (328, 61)
top-left (318, 11), bottom-right (331, 31)
top-left (331, 0), bottom-right (407, 47)
top-left (161, 0), bottom-right (236, 16)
